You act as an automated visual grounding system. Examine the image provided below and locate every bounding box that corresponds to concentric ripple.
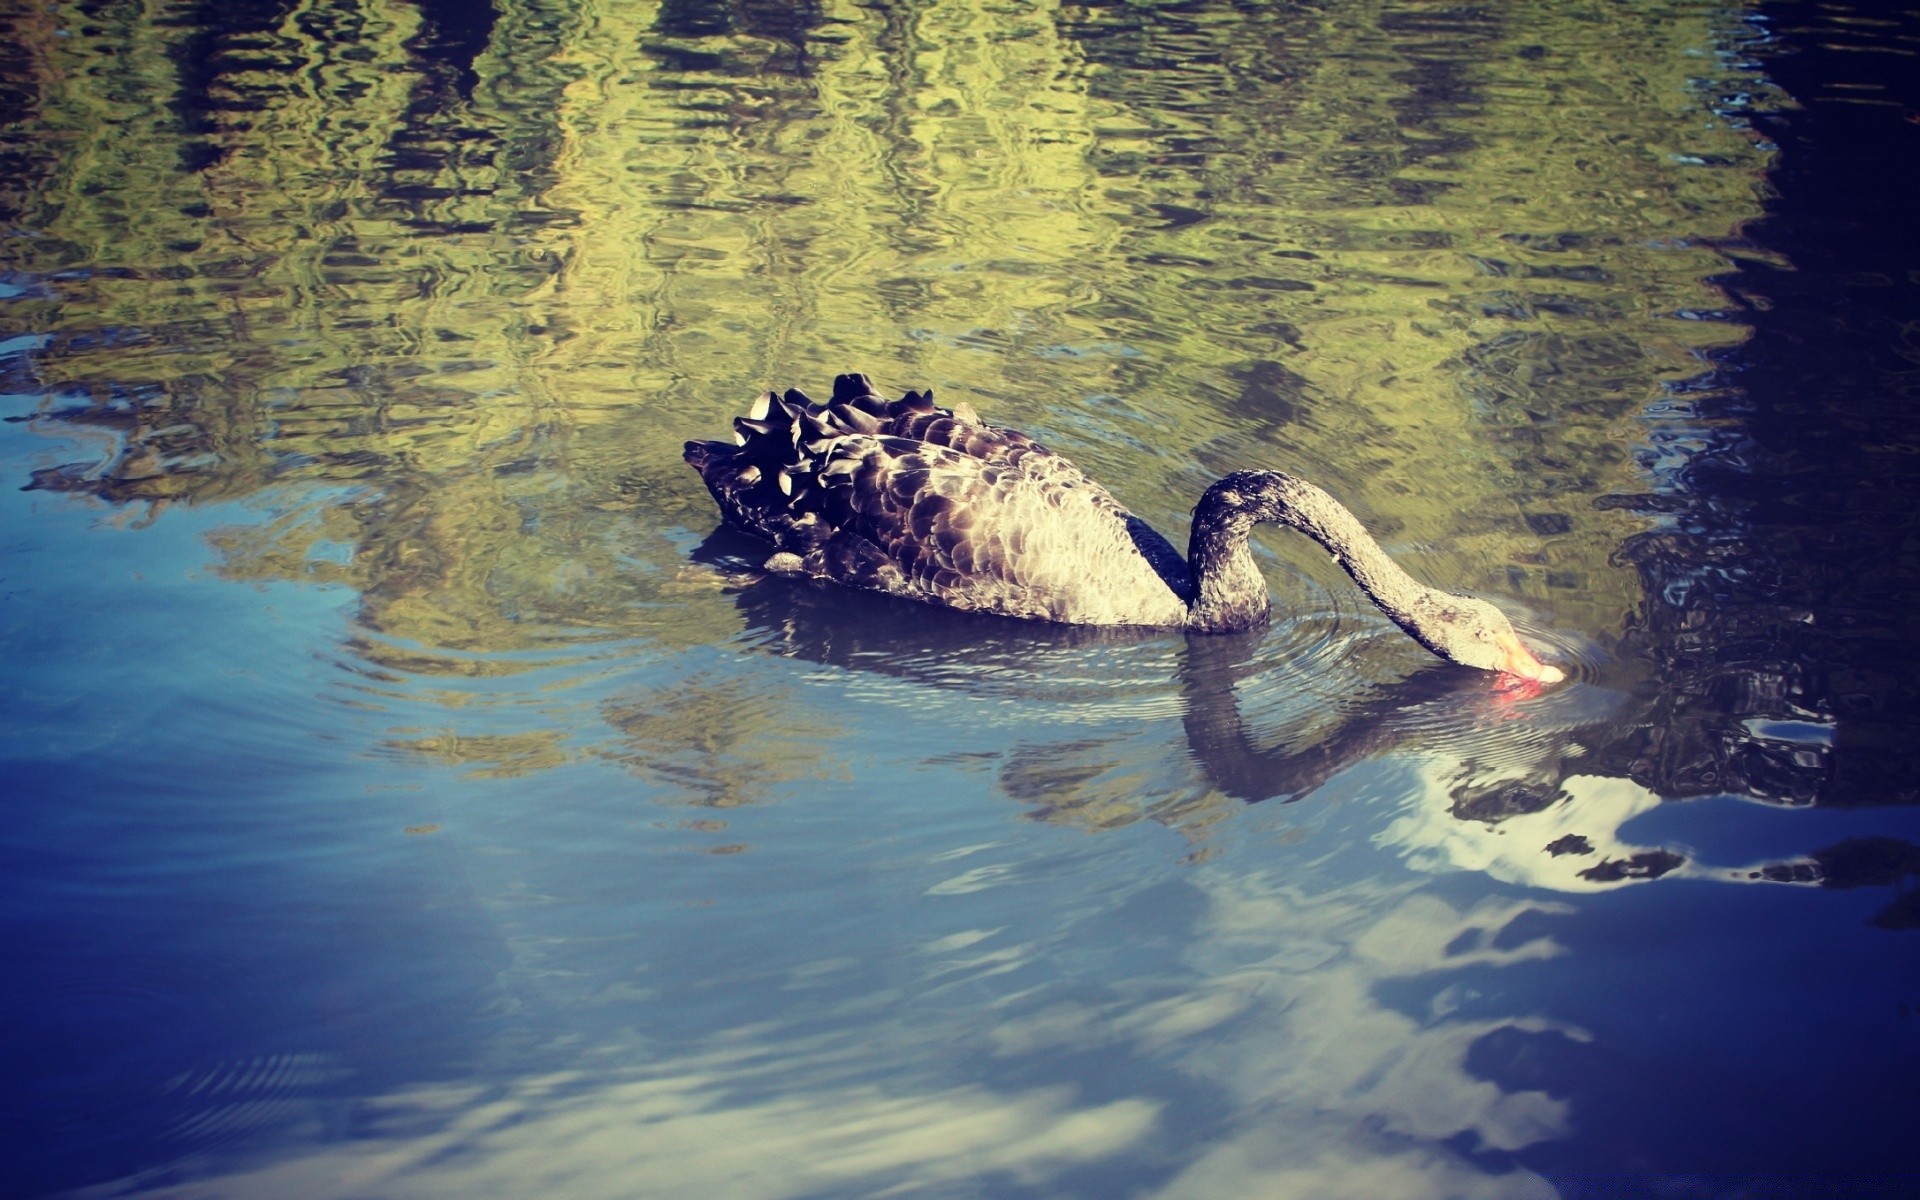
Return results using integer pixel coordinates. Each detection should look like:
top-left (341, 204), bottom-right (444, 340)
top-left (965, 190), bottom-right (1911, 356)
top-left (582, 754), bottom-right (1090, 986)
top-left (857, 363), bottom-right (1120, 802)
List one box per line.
top-left (0, 952), bottom-right (333, 1165)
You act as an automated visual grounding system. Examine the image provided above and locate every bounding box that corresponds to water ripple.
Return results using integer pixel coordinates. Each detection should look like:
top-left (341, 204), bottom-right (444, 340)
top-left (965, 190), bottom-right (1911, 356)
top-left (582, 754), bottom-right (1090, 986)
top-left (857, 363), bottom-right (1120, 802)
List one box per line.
top-left (0, 951), bottom-right (327, 1158)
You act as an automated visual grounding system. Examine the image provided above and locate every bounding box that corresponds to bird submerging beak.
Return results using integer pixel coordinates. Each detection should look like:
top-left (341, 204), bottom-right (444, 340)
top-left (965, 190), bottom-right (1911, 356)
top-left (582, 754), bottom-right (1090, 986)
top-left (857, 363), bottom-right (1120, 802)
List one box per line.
top-left (1492, 628), bottom-right (1566, 685)
top-left (684, 373), bottom-right (1567, 686)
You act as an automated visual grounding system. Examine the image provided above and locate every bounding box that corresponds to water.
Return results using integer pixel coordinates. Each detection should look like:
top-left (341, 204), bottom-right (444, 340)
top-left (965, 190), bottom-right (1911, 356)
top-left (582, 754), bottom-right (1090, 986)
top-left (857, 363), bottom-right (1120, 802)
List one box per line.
top-left (3, 0), bottom-right (1918, 1196)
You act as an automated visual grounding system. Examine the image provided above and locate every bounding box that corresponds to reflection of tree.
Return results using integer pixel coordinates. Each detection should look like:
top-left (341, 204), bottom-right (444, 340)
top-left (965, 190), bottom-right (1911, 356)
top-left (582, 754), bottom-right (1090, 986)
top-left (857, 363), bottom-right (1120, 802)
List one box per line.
top-left (1750, 837), bottom-right (1920, 931)
top-left (1591, 516), bottom-right (1842, 806)
top-left (8, 0), bottom-right (1767, 654)
top-left (1584, 3), bottom-right (1920, 816)
top-left (650, 0), bottom-right (823, 75)
top-left (7, 0), bottom-right (1863, 856)
top-left (382, 728), bottom-right (572, 778)
top-left (0, 1), bottom-right (58, 226)
top-left (8, 0), bottom-right (738, 664)
top-left (1052, 0), bottom-right (1769, 644)
top-left (599, 677), bottom-right (847, 808)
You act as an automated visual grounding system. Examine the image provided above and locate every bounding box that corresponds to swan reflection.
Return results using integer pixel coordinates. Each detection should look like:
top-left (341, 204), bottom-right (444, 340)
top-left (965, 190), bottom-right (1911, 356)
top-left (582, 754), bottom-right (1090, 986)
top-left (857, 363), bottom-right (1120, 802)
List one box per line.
top-left (691, 528), bottom-right (1631, 856)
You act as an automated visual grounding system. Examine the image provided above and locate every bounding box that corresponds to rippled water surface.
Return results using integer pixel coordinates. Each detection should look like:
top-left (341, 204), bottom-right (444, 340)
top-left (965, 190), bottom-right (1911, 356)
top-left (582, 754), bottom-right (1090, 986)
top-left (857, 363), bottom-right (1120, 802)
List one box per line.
top-left (5, 0), bottom-right (1920, 1196)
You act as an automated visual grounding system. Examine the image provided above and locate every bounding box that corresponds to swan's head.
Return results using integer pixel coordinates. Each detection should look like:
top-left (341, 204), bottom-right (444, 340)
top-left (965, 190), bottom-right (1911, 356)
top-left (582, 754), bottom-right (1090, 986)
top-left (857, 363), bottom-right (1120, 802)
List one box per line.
top-left (1424, 595), bottom-right (1566, 684)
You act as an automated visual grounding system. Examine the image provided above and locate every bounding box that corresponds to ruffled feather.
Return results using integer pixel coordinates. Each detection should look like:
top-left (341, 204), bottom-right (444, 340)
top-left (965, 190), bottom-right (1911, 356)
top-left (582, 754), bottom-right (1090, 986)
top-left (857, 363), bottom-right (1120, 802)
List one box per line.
top-left (684, 373), bottom-right (1190, 625)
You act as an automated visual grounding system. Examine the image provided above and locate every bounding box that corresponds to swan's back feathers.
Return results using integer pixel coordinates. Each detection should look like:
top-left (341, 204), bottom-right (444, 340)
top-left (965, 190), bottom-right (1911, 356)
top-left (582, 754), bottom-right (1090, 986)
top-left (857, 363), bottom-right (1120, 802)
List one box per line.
top-left (811, 436), bottom-right (1190, 625)
top-left (684, 373), bottom-right (1190, 626)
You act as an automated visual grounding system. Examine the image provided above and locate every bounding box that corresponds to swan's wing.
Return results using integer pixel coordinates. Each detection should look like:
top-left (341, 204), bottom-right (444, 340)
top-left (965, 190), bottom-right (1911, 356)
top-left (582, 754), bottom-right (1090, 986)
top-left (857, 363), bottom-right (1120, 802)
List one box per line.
top-left (842, 377), bottom-right (1196, 587)
top-left (693, 377), bottom-right (1107, 526)
top-left (902, 415), bottom-right (1190, 594)
top-left (883, 408), bottom-right (1125, 508)
top-left (686, 375), bottom-right (1191, 613)
top-left (806, 435), bottom-right (1189, 627)
top-left (831, 371), bottom-right (1126, 506)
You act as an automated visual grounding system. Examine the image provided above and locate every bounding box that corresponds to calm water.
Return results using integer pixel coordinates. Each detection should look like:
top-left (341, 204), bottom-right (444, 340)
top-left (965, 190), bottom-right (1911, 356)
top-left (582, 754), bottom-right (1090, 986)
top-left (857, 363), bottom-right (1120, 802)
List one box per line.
top-left (3, 0), bottom-right (1919, 1196)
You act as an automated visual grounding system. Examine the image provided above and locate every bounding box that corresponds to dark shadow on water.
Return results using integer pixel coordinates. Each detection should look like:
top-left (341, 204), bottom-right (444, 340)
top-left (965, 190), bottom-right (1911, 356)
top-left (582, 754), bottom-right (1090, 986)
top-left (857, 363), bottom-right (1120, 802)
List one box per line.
top-left (1592, 0), bottom-right (1920, 815)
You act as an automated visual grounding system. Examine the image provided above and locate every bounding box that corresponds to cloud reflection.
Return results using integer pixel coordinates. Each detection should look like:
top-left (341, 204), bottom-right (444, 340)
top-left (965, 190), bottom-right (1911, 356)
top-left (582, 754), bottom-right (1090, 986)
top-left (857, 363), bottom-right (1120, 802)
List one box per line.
top-left (78, 868), bottom-right (1583, 1200)
top-left (1380, 764), bottom-right (1685, 892)
top-left (80, 1065), bottom-right (1157, 1200)
top-left (991, 875), bottom-right (1576, 1199)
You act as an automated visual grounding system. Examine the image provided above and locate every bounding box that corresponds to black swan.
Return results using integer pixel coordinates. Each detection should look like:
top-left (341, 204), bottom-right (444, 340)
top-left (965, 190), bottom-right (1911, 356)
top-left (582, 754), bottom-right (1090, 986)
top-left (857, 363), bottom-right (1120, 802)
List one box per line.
top-left (683, 372), bottom-right (1565, 684)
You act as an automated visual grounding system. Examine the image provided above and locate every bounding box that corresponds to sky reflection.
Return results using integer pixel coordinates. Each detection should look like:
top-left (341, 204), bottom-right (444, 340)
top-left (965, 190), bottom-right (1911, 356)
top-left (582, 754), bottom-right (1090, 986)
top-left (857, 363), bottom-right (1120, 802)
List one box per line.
top-left (71, 857), bottom-right (1581, 1200)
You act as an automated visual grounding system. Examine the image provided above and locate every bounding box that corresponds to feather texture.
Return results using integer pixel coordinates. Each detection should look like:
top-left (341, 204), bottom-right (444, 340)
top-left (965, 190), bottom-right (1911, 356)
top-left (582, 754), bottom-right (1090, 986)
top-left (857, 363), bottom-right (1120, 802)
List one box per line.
top-left (683, 373), bottom-right (1565, 682)
top-left (685, 373), bottom-right (1187, 625)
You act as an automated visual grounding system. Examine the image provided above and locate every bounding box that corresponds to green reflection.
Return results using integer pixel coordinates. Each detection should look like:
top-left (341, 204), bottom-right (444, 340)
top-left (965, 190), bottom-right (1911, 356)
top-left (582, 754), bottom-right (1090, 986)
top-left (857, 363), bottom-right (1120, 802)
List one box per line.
top-left (3, 0), bottom-right (1777, 773)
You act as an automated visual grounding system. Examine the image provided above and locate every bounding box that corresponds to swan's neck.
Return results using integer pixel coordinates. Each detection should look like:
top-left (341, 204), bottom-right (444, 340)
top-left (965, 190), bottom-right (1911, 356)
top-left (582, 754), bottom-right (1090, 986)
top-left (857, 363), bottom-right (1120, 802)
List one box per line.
top-left (1185, 470), bottom-right (1441, 641)
top-left (1185, 501), bottom-right (1273, 634)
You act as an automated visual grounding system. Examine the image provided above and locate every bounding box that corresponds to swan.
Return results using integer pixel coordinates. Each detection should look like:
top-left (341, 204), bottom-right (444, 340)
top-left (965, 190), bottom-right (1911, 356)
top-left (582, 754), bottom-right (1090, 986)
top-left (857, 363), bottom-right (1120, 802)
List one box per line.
top-left (683, 372), bottom-right (1564, 683)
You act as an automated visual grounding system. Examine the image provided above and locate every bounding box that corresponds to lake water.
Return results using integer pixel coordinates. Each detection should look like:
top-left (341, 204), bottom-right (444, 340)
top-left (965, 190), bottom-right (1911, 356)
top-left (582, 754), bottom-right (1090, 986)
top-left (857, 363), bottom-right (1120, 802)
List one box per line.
top-left (4, 1), bottom-right (1919, 1197)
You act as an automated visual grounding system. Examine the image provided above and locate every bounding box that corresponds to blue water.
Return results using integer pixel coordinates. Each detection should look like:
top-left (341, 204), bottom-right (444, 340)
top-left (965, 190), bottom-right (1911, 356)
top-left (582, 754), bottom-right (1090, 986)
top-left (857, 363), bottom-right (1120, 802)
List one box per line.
top-left (5, 1), bottom-right (1920, 1197)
